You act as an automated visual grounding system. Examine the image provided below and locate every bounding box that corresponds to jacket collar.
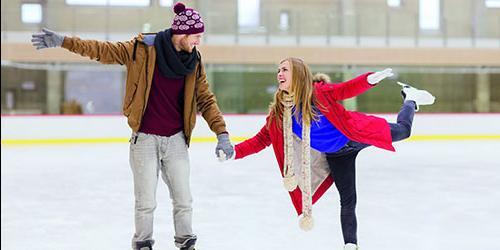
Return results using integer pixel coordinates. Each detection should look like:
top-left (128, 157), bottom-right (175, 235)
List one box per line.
top-left (136, 33), bottom-right (156, 46)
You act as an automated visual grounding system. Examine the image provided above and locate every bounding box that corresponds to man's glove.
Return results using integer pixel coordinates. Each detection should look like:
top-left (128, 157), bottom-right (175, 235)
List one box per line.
top-left (215, 133), bottom-right (234, 161)
top-left (367, 68), bottom-right (394, 85)
top-left (31, 28), bottom-right (65, 50)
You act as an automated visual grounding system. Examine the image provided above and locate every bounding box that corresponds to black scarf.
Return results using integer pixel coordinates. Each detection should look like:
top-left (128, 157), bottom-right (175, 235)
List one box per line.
top-left (154, 28), bottom-right (197, 79)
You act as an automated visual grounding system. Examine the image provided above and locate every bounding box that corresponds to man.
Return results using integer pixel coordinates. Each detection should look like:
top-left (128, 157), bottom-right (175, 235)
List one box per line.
top-left (31, 2), bottom-right (234, 250)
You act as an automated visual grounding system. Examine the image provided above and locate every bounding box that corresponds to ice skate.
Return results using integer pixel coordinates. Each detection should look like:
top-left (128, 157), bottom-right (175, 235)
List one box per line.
top-left (344, 243), bottom-right (359, 250)
top-left (177, 237), bottom-right (197, 250)
top-left (398, 81), bottom-right (436, 111)
top-left (135, 241), bottom-right (153, 250)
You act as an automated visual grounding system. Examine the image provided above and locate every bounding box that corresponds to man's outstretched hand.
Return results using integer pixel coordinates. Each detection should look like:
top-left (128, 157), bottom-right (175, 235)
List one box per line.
top-left (31, 28), bottom-right (64, 50)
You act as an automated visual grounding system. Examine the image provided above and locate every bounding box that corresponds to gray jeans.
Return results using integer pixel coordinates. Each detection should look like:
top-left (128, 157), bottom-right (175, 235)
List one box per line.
top-left (129, 131), bottom-right (196, 249)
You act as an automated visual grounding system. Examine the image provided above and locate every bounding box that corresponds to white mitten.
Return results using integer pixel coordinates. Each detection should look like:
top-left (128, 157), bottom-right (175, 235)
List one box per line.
top-left (367, 68), bottom-right (394, 85)
top-left (217, 149), bottom-right (235, 162)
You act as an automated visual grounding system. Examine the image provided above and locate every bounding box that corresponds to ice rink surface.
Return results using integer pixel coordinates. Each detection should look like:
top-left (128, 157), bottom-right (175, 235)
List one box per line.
top-left (2, 140), bottom-right (500, 250)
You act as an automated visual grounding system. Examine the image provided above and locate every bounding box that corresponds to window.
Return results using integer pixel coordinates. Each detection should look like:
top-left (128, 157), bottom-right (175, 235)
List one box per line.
top-left (279, 11), bottom-right (289, 31)
top-left (485, 0), bottom-right (500, 8)
top-left (5, 91), bottom-right (15, 110)
top-left (419, 0), bottom-right (440, 30)
top-left (159, 0), bottom-right (173, 7)
top-left (238, 0), bottom-right (260, 27)
top-left (65, 70), bottom-right (124, 114)
top-left (142, 23), bottom-right (151, 33)
top-left (21, 3), bottom-right (42, 24)
top-left (387, 0), bottom-right (401, 7)
top-left (65, 0), bottom-right (150, 6)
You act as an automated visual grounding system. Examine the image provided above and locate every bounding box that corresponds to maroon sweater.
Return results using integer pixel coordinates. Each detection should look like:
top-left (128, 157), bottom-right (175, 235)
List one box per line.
top-left (139, 64), bottom-right (185, 136)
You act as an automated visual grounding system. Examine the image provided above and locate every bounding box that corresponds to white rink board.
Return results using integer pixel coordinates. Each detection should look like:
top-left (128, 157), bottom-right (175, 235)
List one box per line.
top-left (2, 114), bottom-right (500, 140)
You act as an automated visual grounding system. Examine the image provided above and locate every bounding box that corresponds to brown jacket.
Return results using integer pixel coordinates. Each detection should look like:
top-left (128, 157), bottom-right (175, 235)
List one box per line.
top-left (61, 33), bottom-right (227, 145)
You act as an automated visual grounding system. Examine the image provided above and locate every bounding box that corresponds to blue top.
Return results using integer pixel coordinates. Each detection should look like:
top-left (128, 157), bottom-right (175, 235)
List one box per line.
top-left (292, 110), bottom-right (349, 153)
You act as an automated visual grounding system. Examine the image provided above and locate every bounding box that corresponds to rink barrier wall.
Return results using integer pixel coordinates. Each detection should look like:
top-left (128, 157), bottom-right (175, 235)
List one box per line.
top-left (4, 43), bottom-right (500, 67)
top-left (2, 114), bottom-right (500, 145)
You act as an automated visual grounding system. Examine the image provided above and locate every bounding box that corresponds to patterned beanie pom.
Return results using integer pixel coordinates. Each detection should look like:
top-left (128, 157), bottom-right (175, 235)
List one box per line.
top-left (173, 2), bottom-right (186, 14)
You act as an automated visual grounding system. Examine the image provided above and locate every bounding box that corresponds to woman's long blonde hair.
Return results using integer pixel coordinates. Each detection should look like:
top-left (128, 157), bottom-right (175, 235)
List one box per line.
top-left (268, 57), bottom-right (319, 129)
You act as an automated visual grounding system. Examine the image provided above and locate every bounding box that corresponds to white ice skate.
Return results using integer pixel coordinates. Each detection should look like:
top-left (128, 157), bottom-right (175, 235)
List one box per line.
top-left (397, 81), bottom-right (436, 111)
top-left (344, 243), bottom-right (359, 250)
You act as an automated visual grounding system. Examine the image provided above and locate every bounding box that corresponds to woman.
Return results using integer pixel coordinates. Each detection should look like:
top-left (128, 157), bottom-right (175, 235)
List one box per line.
top-left (224, 58), bottom-right (435, 250)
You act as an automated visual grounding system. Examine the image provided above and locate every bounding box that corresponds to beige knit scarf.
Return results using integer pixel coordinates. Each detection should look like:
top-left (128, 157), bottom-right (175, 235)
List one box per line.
top-left (281, 93), bottom-right (313, 231)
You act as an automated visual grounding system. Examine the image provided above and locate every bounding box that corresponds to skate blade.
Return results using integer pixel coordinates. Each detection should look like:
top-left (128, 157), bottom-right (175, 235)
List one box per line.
top-left (396, 81), bottom-right (410, 88)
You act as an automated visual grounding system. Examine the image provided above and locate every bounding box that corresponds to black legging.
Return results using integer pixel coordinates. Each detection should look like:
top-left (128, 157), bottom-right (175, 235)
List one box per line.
top-left (325, 101), bottom-right (415, 244)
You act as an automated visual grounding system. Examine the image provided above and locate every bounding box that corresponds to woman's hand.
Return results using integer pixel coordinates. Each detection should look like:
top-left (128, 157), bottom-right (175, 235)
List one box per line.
top-left (217, 149), bottom-right (236, 162)
top-left (367, 68), bottom-right (394, 85)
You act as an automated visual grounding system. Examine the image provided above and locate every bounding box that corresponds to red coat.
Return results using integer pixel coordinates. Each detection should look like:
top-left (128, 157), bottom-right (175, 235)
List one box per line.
top-left (234, 73), bottom-right (394, 215)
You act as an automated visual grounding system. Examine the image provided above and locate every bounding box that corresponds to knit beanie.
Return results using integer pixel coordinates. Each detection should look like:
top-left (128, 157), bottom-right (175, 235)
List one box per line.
top-left (171, 2), bottom-right (205, 35)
